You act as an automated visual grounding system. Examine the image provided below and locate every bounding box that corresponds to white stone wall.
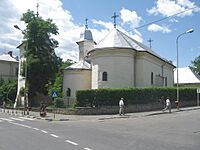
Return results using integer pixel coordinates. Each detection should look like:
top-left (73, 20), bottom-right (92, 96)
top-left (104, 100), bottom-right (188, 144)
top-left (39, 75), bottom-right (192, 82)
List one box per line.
top-left (135, 52), bottom-right (174, 87)
top-left (63, 70), bottom-right (91, 100)
top-left (90, 48), bottom-right (136, 89)
top-left (77, 40), bottom-right (95, 60)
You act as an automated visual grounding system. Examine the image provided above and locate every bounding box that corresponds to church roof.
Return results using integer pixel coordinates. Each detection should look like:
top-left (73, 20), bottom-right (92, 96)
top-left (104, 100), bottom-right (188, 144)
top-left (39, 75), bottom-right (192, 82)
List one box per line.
top-left (0, 54), bottom-right (18, 62)
top-left (95, 28), bottom-right (159, 56)
top-left (92, 28), bottom-right (174, 67)
top-left (78, 29), bottom-right (94, 42)
top-left (65, 60), bottom-right (91, 70)
top-left (174, 67), bottom-right (200, 84)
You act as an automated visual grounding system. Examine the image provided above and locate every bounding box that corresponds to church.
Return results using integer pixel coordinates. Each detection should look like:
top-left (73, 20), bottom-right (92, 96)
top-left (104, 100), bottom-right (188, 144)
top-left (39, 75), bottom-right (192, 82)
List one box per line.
top-left (63, 20), bottom-right (175, 103)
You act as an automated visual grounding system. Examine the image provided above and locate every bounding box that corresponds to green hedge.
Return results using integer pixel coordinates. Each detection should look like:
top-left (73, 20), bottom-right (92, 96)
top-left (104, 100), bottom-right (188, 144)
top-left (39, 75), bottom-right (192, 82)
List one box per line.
top-left (76, 87), bottom-right (197, 107)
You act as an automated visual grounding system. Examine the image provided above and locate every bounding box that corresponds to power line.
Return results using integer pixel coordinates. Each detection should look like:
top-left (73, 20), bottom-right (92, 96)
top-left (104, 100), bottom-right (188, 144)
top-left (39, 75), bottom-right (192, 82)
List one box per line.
top-left (128, 6), bottom-right (198, 32)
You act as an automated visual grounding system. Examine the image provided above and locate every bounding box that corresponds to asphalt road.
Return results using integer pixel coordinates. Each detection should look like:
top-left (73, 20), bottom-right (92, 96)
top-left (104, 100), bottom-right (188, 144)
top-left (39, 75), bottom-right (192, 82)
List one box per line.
top-left (0, 109), bottom-right (200, 150)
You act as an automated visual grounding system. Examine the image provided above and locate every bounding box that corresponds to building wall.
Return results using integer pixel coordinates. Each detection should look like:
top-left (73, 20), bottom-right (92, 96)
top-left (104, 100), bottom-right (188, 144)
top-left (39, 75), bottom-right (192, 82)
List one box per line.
top-left (90, 48), bottom-right (136, 89)
top-left (0, 60), bottom-right (18, 80)
top-left (135, 52), bottom-right (174, 87)
top-left (78, 40), bottom-right (95, 60)
top-left (63, 69), bottom-right (91, 100)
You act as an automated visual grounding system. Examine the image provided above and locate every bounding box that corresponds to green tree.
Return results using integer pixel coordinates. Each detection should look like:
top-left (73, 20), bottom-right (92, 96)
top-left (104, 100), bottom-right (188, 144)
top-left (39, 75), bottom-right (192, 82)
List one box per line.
top-left (0, 79), bottom-right (17, 106)
top-left (190, 55), bottom-right (200, 75)
top-left (20, 10), bottom-right (61, 106)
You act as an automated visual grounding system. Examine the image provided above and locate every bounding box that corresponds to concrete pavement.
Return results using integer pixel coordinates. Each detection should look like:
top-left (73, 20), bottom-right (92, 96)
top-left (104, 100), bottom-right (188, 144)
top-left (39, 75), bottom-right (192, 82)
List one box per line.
top-left (1, 106), bottom-right (200, 121)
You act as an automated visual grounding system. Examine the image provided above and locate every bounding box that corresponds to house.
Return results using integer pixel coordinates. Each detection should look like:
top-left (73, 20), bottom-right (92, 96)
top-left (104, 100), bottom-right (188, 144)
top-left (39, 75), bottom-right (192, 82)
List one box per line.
top-left (174, 67), bottom-right (200, 87)
top-left (63, 26), bottom-right (175, 103)
top-left (0, 51), bottom-right (18, 80)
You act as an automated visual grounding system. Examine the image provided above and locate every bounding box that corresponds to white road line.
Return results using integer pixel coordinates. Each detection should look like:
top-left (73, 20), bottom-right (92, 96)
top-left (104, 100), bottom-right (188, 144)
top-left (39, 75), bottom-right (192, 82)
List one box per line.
top-left (33, 128), bottom-right (39, 130)
top-left (19, 117), bottom-right (35, 120)
top-left (9, 122), bottom-right (32, 129)
top-left (50, 134), bottom-right (59, 138)
top-left (21, 124), bottom-right (32, 128)
top-left (0, 118), bottom-right (13, 122)
top-left (10, 117), bottom-right (24, 121)
top-left (41, 130), bottom-right (48, 133)
top-left (65, 140), bottom-right (79, 146)
top-left (84, 148), bottom-right (92, 150)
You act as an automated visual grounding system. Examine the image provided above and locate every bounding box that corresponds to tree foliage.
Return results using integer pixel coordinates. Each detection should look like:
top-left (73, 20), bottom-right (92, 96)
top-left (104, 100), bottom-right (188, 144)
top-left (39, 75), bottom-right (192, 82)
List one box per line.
top-left (20, 10), bottom-right (61, 106)
top-left (190, 55), bottom-right (200, 75)
top-left (0, 79), bottom-right (17, 106)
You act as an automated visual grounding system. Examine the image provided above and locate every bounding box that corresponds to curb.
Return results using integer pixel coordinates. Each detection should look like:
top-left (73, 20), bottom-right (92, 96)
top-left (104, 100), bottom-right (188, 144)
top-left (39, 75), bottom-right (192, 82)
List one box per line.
top-left (98, 115), bottom-right (130, 120)
top-left (36, 117), bottom-right (70, 122)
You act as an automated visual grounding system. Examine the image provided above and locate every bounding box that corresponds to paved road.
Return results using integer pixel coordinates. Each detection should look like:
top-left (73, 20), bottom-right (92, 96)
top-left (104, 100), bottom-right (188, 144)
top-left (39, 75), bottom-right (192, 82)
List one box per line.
top-left (0, 109), bottom-right (200, 150)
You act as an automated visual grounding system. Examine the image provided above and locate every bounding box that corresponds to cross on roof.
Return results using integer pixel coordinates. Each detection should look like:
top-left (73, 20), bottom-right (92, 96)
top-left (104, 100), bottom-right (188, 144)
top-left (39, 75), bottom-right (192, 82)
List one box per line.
top-left (85, 18), bottom-right (88, 29)
top-left (147, 38), bottom-right (153, 49)
top-left (36, 2), bottom-right (39, 17)
top-left (111, 12), bottom-right (119, 28)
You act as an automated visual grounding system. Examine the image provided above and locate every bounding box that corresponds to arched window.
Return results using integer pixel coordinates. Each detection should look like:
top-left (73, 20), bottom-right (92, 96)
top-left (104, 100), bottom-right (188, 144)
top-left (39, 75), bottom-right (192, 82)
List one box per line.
top-left (66, 88), bottom-right (71, 97)
top-left (151, 72), bottom-right (154, 85)
top-left (102, 72), bottom-right (108, 81)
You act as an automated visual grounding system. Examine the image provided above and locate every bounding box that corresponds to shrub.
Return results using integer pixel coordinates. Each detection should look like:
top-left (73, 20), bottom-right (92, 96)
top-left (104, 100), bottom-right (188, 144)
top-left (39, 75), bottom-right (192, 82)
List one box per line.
top-left (76, 87), bottom-right (197, 107)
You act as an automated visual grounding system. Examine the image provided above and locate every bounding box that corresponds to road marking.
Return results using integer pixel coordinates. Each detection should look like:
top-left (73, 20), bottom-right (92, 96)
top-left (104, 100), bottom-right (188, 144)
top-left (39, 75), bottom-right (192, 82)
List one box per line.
top-left (84, 148), bottom-right (92, 150)
top-left (20, 124), bottom-right (32, 128)
top-left (41, 130), bottom-right (48, 133)
top-left (9, 122), bottom-right (32, 128)
top-left (50, 134), bottom-right (59, 138)
top-left (0, 118), bottom-right (13, 122)
top-left (66, 140), bottom-right (79, 146)
top-left (33, 127), bottom-right (39, 130)
top-left (10, 117), bottom-right (24, 121)
top-left (19, 117), bottom-right (35, 120)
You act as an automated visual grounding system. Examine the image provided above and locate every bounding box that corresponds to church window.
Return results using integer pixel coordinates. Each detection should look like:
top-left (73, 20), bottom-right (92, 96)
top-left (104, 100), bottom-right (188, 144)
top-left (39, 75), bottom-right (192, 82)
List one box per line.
top-left (102, 72), bottom-right (108, 81)
top-left (151, 72), bottom-right (154, 85)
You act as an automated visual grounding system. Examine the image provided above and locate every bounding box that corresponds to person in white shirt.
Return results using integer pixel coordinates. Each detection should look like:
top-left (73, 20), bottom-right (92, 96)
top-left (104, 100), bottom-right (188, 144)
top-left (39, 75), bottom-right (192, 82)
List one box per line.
top-left (119, 98), bottom-right (125, 115)
top-left (163, 97), bottom-right (171, 113)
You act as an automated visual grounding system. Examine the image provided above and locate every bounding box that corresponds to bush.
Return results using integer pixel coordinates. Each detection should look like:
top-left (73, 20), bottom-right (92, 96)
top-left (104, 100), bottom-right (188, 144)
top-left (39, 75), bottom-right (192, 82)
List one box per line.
top-left (0, 79), bottom-right (17, 106)
top-left (76, 87), bottom-right (197, 107)
top-left (54, 98), bottom-right (66, 108)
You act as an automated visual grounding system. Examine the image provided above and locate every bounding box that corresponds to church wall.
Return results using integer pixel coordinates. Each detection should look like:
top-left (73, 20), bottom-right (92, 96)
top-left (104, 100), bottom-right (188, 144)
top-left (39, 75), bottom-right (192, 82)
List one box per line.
top-left (78, 40), bottom-right (95, 60)
top-left (63, 70), bottom-right (91, 100)
top-left (135, 52), bottom-right (174, 87)
top-left (91, 48), bottom-right (135, 89)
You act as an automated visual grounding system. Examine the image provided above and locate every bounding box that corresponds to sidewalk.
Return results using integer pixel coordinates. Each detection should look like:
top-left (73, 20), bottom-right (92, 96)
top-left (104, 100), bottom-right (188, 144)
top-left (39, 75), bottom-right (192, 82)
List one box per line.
top-left (1, 106), bottom-right (200, 122)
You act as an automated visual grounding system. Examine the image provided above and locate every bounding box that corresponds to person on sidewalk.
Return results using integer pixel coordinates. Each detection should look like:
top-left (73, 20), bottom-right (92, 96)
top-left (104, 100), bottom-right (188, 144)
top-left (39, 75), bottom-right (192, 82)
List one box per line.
top-left (119, 98), bottom-right (125, 116)
top-left (163, 97), bottom-right (171, 113)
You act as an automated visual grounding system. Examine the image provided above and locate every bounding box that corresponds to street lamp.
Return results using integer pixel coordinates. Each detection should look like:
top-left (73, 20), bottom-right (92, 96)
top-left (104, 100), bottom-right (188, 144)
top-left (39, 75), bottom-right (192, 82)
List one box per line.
top-left (14, 25), bottom-right (29, 114)
top-left (176, 28), bottom-right (194, 110)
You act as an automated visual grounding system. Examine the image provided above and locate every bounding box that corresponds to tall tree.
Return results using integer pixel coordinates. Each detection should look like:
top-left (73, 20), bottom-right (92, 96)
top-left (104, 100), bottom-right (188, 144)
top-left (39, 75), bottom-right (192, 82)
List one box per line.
top-left (20, 10), bottom-right (61, 106)
top-left (190, 55), bottom-right (200, 75)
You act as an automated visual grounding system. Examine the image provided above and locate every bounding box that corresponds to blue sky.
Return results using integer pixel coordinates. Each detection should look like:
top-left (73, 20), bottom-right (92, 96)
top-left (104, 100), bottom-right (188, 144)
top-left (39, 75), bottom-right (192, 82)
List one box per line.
top-left (0, 0), bottom-right (200, 67)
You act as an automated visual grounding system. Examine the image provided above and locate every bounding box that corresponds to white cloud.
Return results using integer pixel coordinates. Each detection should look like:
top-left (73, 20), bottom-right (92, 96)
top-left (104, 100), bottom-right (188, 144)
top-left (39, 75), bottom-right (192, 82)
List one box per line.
top-left (92, 19), bottom-right (113, 30)
top-left (120, 8), bottom-right (142, 28)
top-left (147, 24), bottom-right (171, 33)
top-left (0, 0), bottom-right (82, 62)
top-left (147, 0), bottom-right (199, 17)
top-left (0, 1), bottom-right (146, 62)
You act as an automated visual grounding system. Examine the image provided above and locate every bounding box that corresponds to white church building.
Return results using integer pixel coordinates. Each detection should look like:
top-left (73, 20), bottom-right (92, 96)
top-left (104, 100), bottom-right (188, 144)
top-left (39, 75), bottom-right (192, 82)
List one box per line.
top-left (63, 25), bottom-right (175, 103)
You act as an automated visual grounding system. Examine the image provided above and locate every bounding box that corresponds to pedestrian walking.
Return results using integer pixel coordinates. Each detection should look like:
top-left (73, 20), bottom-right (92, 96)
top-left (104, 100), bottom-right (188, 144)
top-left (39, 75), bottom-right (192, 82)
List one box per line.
top-left (119, 98), bottom-right (125, 116)
top-left (163, 97), bottom-right (171, 113)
